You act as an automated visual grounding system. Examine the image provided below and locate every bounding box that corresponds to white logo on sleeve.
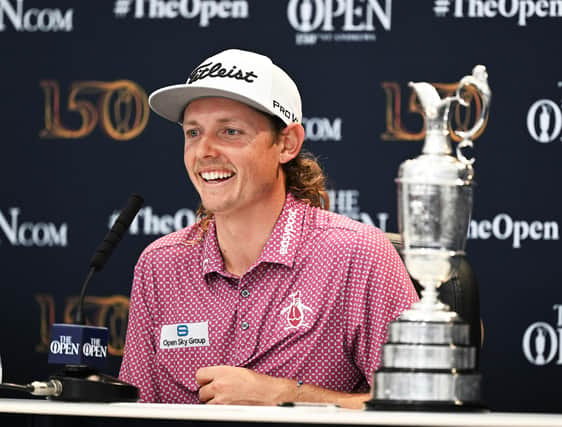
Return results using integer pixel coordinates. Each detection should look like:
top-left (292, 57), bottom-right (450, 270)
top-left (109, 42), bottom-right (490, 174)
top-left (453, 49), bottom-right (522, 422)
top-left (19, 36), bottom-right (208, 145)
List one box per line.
top-left (160, 322), bottom-right (210, 349)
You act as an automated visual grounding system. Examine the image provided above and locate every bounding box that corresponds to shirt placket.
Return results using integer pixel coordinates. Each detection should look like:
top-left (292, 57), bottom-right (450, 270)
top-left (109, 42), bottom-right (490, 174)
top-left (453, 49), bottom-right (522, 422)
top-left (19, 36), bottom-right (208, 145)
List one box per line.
top-left (232, 272), bottom-right (257, 365)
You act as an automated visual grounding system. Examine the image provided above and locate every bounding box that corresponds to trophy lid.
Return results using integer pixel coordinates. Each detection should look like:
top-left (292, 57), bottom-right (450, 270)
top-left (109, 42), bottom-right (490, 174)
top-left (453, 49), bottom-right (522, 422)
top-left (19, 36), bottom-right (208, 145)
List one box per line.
top-left (395, 66), bottom-right (492, 188)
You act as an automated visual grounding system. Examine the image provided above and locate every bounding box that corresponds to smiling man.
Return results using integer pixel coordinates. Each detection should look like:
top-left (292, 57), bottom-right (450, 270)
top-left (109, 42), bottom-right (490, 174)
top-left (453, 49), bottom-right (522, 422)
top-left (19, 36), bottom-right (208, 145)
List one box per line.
top-left (119, 49), bottom-right (418, 409)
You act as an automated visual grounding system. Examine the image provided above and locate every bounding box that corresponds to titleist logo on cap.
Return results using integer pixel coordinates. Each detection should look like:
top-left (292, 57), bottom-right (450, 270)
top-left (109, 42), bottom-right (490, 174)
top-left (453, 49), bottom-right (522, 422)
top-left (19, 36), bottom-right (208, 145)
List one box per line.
top-left (188, 61), bottom-right (258, 84)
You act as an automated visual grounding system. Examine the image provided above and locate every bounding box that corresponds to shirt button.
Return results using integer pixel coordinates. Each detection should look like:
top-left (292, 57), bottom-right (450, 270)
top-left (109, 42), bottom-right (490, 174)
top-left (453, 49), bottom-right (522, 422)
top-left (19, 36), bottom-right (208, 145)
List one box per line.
top-left (241, 321), bottom-right (249, 330)
top-left (240, 289), bottom-right (250, 298)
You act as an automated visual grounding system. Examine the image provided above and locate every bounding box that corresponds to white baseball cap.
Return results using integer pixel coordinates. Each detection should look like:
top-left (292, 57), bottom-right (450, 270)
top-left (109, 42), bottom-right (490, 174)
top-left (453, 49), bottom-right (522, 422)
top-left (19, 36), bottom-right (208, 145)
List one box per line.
top-left (149, 49), bottom-right (302, 126)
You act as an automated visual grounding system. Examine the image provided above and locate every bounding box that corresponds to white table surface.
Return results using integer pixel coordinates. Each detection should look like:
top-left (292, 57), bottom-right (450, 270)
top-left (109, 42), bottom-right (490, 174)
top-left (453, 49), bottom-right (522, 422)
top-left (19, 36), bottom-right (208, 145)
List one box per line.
top-left (1, 398), bottom-right (562, 426)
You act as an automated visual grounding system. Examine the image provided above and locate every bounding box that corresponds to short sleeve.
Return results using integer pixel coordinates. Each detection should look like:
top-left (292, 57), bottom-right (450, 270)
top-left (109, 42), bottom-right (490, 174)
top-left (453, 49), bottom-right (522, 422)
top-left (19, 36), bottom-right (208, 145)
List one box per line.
top-left (119, 252), bottom-right (159, 402)
top-left (344, 229), bottom-right (418, 387)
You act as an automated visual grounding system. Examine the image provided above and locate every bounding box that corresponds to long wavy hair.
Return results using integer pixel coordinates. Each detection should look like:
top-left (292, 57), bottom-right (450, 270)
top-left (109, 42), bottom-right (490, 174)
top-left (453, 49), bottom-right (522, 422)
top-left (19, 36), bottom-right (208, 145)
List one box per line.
top-left (193, 114), bottom-right (329, 237)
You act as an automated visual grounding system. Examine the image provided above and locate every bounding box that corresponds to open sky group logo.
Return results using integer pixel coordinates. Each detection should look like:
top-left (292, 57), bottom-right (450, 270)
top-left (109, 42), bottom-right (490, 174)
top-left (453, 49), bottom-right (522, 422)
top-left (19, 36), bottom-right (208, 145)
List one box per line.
top-left (287, 0), bottom-right (392, 45)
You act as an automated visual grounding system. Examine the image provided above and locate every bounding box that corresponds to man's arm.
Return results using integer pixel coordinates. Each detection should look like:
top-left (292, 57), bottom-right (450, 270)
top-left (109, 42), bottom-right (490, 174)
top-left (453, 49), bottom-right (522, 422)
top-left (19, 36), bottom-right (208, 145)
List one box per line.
top-left (119, 254), bottom-right (159, 402)
top-left (196, 366), bottom-right (368, 409)
top-left (344, 229), bottom-right (418, 391)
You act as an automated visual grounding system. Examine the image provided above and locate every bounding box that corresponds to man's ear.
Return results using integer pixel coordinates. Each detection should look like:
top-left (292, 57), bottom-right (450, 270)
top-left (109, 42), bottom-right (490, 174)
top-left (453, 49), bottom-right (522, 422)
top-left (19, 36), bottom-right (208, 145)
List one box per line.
top-left (279, 123), bottom-right (305, 164)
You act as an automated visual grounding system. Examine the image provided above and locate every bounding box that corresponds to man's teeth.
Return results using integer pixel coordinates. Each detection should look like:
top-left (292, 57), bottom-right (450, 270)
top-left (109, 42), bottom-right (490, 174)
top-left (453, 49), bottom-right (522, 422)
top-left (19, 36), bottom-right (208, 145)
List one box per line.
top-left (201, 171), bottom-right (234, 181)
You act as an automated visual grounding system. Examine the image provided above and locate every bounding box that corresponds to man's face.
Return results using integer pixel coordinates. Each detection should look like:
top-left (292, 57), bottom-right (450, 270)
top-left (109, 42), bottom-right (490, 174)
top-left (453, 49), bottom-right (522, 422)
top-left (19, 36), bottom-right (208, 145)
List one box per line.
top-left (182, 97), bottom-right (285, 217)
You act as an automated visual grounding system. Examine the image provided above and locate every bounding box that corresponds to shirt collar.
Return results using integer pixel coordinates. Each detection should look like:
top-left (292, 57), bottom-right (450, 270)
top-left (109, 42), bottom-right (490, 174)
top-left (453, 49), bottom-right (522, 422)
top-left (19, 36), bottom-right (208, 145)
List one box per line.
top-left (255, 192), bottom-right (305, 269)
top-left (201, 193), bottom-right (307, 277)
top-left (201, 220), bottom-right (228, 277)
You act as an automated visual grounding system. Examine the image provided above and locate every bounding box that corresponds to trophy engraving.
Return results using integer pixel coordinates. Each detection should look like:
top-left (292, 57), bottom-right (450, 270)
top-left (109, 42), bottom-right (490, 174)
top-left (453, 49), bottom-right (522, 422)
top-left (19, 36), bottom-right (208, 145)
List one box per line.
top-left (367, 66), bottom-right (491, 410)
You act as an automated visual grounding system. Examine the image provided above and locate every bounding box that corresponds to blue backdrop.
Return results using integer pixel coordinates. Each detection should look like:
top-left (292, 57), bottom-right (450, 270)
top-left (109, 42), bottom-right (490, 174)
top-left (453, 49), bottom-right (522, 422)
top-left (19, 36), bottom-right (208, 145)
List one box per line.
top-left (0, 0), bottom-right (561, 412)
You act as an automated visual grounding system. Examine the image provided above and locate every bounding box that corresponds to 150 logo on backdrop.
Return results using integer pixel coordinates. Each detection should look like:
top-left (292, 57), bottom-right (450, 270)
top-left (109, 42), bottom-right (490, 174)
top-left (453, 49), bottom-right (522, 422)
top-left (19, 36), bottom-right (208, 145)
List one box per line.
top-left (287, 0), bottom-right (391, 45)
top-left (39, 80), bottom-right (149, 141)
top-left (381, 81), bottom-right (487, 142)
top-left (113, 0), bottom-right (249, 27)
top-left (522, 304), bottom-right (562, 366)
top-left (527, 82), bottom-right (562, 144)
top-left (0, 0), bottom-right (73, 32)
top-left (433, 0), bottom-right (562, 26)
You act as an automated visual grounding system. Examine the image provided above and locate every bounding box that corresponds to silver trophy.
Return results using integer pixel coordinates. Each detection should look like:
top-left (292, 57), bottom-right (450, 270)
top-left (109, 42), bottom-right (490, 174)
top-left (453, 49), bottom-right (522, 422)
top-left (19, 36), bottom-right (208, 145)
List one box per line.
top-left (367, 66), bottom-right (491, 410)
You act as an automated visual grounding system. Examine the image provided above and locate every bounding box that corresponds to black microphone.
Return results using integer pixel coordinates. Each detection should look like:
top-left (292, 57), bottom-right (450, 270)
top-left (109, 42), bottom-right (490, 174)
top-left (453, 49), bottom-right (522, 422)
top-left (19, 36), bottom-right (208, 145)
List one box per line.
top-left (75, 194), bottom-right (144, 325)
top-left (45, 194), bottom-right (144, 402)
top-left (90, 194), bottom-right (144, 272)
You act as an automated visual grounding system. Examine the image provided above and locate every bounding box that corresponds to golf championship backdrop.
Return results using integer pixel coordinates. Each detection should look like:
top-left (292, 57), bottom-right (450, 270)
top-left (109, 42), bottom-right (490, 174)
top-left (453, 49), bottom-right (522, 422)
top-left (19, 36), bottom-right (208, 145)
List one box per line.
top-left (0, 0), bottom-right (560, 412)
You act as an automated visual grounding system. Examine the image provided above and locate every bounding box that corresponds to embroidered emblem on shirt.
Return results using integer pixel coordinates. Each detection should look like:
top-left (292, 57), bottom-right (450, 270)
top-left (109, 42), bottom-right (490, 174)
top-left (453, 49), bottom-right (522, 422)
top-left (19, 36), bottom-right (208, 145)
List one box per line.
top-left (281, 291), bottom-right (312, 330)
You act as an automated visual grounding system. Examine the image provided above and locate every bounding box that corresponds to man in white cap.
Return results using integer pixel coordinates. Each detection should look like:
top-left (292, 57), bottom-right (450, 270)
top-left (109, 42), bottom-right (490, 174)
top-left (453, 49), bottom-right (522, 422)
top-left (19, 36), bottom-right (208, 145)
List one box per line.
top-left (119, 49), bottom-right (418, 409)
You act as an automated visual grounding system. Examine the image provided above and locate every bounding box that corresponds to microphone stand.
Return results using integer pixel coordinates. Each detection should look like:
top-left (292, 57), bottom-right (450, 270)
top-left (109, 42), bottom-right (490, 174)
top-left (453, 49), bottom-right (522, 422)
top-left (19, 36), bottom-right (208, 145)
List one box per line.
top-left (48, 266), bottom-right (138, 402)
top-left (47, 195), bottom-right (144, 402)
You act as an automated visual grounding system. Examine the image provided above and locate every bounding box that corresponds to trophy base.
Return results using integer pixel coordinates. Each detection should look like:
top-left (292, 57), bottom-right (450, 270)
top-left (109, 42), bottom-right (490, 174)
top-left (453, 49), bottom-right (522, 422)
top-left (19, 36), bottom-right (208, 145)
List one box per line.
top-left (371, 313), bottom-right (485, 412)
top-left (364, 398), bottom-right (488, 412)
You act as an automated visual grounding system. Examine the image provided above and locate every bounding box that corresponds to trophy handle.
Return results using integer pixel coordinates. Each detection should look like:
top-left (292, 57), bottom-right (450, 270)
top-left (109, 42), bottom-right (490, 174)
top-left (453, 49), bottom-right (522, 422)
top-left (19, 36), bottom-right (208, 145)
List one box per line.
top-left (456, 139), bottom-right (475, 166)
top-left (452, 65), bottom-right (491, 142)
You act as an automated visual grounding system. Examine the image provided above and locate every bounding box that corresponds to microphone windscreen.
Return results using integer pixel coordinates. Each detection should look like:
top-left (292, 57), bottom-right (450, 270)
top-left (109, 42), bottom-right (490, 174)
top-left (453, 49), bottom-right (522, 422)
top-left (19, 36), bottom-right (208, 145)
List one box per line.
top-left (114, 194), bottom-right (144, 230)
top-left (89, 194), bottom-right (144, 271)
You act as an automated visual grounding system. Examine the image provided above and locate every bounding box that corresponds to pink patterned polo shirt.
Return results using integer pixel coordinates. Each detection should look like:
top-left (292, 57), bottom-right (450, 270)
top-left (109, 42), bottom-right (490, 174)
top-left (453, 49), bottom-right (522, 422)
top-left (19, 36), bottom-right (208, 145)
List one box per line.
top-left (119, 193), bottom-right (418, 403)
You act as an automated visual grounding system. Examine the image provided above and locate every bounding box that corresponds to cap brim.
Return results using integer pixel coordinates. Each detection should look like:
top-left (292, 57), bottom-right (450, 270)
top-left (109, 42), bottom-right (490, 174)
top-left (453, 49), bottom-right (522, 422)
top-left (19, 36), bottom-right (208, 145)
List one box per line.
top-left (149, 84), bottom-right (276, 124)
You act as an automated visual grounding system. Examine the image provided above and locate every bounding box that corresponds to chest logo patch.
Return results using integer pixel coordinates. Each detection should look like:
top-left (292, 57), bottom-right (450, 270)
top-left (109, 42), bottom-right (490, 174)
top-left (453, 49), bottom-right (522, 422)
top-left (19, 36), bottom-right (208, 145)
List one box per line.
top-left (281, 291), bottom-right (312, 330)
top-left (160, 322), bottom-right (210, 349)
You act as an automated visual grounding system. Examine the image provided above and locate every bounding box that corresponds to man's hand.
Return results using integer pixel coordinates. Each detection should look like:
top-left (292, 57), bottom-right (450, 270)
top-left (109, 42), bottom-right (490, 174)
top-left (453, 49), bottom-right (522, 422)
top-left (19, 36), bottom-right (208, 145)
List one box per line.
top-left (196, 366), bottom-right (294, 405)
top-left (195, 365), bottom-right (369, 409)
